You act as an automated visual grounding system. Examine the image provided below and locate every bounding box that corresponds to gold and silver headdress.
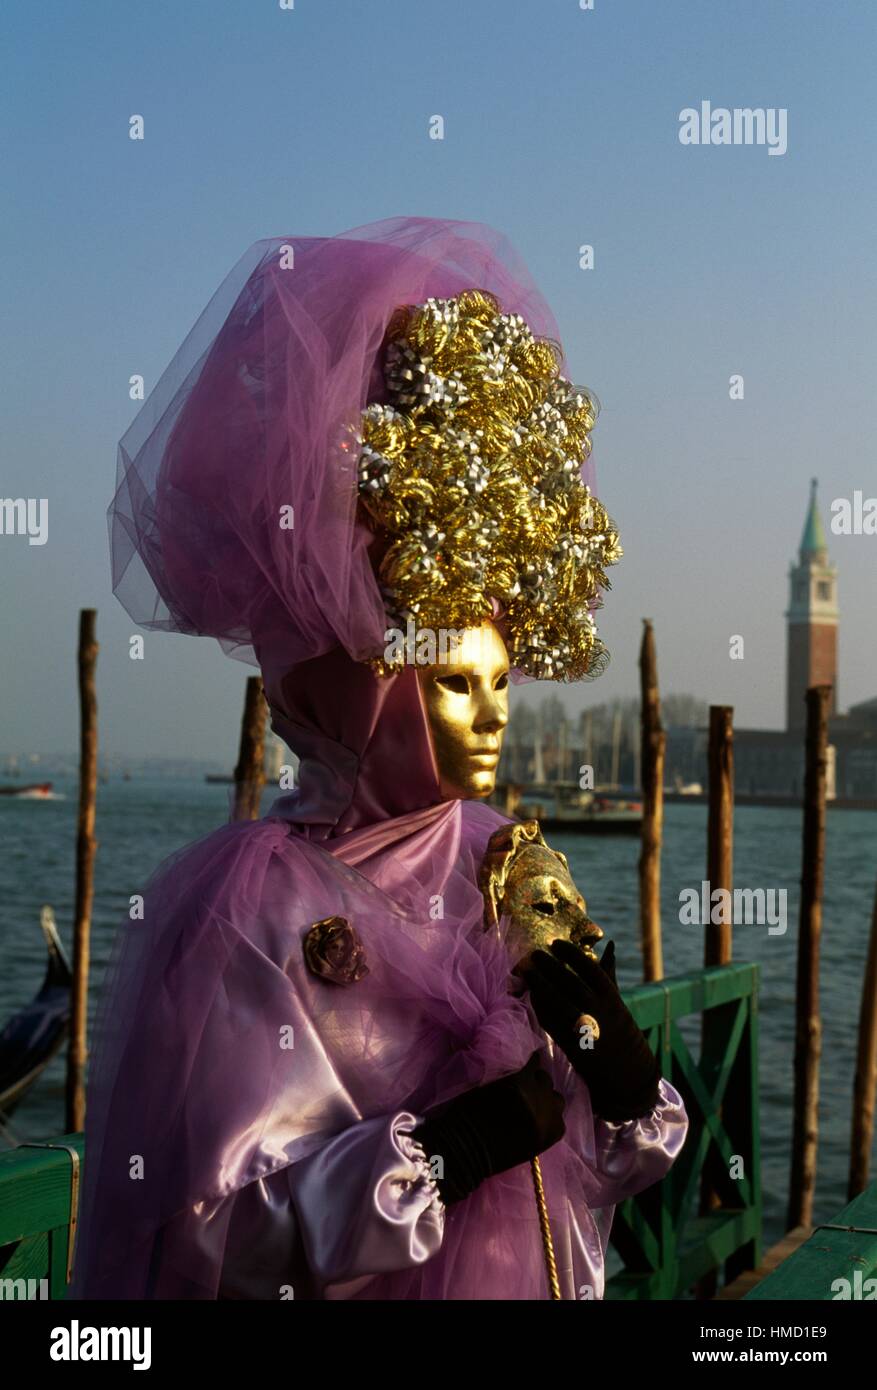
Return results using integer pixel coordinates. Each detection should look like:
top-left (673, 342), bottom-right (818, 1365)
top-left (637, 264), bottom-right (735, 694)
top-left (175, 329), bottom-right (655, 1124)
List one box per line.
top-left (356, 289), bottom-right (621, 681)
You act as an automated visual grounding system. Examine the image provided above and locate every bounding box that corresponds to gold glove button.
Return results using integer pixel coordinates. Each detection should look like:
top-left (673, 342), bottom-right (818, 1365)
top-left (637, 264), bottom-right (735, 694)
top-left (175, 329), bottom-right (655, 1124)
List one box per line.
top-left (576, 1014), bottom-right (600, 1045)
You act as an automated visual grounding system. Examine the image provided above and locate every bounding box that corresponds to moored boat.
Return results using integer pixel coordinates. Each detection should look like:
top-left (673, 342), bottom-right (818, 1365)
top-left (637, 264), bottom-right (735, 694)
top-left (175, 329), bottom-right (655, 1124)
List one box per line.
top-left (0, 782), bottom-right (54, 799)
top-left (532, 791), bottom-right (643, 835)
top-left (0, 907), bottom-right (72, 1115)
top-left (494, 782), bottom-right (644, 834)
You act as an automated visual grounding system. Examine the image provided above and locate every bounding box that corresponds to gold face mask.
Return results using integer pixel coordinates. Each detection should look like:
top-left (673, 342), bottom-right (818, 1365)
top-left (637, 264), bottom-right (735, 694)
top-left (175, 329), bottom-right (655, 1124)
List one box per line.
top-left (417, 622), bottom-right (509, 800)
top-left (480, 820), bottom-right (604, 965)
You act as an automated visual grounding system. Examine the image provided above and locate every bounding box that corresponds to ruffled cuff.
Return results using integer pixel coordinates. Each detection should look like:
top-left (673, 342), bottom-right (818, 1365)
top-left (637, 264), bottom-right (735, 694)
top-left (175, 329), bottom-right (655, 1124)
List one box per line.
top-left (590, 1077), bottom-right (688, 1206)
top-left (287, 1111), bottom-right (445, 1297)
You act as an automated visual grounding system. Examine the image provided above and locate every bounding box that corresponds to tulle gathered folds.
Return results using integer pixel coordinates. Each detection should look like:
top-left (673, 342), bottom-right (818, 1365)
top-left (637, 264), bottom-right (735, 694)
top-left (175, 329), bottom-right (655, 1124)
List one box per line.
top-left (108, 217), bottom-right (583, 671)
top-left (75, 217), bottom-right (687, 1300)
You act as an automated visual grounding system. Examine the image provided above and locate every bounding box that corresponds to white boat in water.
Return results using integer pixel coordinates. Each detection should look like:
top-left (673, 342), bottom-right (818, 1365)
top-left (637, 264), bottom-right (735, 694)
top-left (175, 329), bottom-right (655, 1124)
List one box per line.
top-left (497, 783), bottom-right (643, 835)
top-left (0, 781), bottom-right (56, 799)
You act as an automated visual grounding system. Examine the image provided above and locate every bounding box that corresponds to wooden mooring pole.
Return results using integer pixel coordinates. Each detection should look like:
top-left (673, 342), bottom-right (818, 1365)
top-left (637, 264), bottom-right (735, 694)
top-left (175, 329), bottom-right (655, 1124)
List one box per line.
top-left (638, 620), bottom-right (664, 982)
top-left (232, 676), bottom-right (267, 822)
top-left (66, 608), bottom-right (98, 1133)
top-left (697, 705), bottom-right (735, 1297)
top-left (705, 706), bottom-right (735, 967)
top-left (787, 684), bottom-right (831, 1230)
top-left (848, 878), bottom-right (877, 1199)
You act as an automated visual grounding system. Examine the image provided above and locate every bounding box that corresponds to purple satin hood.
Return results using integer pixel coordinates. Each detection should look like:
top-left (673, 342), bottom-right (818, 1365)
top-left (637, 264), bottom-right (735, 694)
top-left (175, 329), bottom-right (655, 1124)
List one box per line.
top-left (259, 639), bottom-right (444, 838)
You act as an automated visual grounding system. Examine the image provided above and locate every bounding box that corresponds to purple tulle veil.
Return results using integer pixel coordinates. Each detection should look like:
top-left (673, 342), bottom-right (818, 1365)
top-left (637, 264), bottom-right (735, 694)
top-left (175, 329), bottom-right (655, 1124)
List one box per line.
top-left (108, 216), bottom-right (596, 673)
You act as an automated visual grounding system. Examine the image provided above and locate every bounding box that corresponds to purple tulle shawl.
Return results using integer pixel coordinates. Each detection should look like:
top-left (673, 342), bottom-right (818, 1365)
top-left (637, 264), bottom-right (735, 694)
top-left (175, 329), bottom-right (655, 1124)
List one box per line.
top-left (108, 215), bottom-right (595, 671)
top-left (73, 219), bottom-right (619, 1300)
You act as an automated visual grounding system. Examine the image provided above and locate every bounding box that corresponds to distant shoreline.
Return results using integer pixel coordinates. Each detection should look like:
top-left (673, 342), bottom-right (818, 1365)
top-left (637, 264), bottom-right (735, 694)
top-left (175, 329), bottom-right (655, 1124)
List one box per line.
top-left (663, 791), bottom-right (877, 811)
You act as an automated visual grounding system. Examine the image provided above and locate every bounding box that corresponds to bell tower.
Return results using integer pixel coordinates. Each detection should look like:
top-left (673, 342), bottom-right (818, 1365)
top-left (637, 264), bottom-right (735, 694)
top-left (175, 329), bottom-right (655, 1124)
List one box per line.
top-left (785, 478), bottom-right (838, 730)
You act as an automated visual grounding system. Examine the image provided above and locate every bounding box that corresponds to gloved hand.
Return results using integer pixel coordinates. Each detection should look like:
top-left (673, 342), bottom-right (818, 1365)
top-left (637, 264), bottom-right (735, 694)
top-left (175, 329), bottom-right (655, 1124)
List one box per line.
top-left (412, 1050), bottom-right (565, 1205)
top-left (518, 940), bottom-right (661, 1124)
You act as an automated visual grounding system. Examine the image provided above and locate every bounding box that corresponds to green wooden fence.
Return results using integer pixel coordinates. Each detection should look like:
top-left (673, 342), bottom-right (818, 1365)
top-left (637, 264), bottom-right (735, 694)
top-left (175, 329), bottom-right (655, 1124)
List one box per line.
top-left (0, 963), bottom-right (762, 1300)
top-left (745, 1182), bottom-right (877, 1300)
top-left (606, 961), bottom-right (762, 1298)
top-left (0, 1135), bottom-right (83, 1300)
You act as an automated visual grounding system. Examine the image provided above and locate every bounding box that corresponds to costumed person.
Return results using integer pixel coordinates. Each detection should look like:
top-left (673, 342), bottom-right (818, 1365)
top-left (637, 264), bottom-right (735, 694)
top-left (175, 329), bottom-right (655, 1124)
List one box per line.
top-left (73, 216), bottom-right (687, 1301)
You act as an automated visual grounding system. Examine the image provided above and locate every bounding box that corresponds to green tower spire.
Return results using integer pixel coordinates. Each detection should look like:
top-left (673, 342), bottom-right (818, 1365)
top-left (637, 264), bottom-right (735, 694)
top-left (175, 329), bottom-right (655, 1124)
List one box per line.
top-left (799, 477), bottom-right (828, 559)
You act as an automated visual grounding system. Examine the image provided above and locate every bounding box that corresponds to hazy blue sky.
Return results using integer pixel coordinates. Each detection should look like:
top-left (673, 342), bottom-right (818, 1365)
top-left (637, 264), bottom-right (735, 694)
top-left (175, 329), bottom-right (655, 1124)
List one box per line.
top-left (2, 0), bottom-right (875, 762)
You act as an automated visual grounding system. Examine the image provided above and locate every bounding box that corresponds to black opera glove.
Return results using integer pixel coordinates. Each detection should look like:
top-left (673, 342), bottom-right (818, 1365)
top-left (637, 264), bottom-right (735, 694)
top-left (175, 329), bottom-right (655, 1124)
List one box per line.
top-left (519, 940), bottom-right (661, 1124)
top-left (411, 1051), bottom-right (566, 1206)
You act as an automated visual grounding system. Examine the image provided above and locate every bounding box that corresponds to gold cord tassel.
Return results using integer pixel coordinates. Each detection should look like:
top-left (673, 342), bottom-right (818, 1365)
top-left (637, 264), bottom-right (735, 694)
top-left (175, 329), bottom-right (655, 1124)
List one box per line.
top-left (530, 1156), bottom-right (562, 1300)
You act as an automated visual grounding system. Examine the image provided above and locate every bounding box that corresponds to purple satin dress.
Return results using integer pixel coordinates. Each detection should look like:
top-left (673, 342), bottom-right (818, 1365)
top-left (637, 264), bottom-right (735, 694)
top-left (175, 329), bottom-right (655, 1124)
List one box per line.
top-left (215, 1085), bottom-right (686, 1301)
top-left (72, 643), bottom-right (687, 1301)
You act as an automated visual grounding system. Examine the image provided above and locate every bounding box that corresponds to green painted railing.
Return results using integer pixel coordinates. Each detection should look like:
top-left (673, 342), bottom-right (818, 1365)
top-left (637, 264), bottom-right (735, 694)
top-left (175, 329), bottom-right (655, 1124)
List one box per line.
top-left (0, 1135), bottom-right (83, 1300)
top-left (606, 961), bottom-right (762, 1299)
top-left (0, 964), bottom-right (762, 1301)
top-left (744, 1182), bottom-right (877, 1301)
